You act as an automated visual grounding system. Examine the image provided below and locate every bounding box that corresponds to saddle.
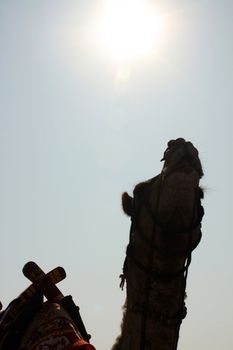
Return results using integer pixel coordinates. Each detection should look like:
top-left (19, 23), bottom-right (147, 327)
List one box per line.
top-left (0, 262), bottom-right (96, 350)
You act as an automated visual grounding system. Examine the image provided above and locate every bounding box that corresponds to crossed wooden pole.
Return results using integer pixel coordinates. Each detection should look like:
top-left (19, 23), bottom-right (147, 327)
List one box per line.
top-left (0, 262), bottom-right (93, 349)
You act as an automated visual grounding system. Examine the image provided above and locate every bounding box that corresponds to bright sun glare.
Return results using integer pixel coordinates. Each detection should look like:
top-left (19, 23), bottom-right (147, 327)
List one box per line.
top-left (95, 0), bottom-right (164, 62)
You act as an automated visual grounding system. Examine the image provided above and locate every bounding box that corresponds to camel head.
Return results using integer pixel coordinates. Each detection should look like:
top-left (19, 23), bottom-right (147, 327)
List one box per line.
top-left (161, 138), bottom-right (204, 178)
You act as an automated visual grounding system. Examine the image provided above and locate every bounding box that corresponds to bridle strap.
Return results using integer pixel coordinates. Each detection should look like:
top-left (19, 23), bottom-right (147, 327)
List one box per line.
top-left (138, 175), bottom-right (163, 350)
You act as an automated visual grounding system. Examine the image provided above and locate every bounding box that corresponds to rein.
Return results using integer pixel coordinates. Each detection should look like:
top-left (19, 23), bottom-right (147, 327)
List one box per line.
top-left (138, 174), bottom-right (163, 350)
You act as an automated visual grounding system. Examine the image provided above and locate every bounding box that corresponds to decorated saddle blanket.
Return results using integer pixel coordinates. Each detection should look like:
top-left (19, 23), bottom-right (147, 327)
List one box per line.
top-left (19, 302), bottom-right (95, 350)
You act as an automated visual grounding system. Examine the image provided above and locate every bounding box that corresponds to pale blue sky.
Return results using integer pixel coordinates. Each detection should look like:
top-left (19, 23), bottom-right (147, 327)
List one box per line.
top-left (0, 1), bottom-right (233, 349)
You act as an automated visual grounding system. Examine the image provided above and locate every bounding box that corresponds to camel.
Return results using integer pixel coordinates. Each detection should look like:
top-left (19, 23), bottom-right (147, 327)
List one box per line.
top-left (0, 138), bottom-right (204, 350)
top-left (112, 138), bottom-right (204, 350)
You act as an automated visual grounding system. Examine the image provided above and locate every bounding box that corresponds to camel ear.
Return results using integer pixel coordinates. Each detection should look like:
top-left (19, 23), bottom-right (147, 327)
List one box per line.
top-left (121, 192), bottom-right (133, 216)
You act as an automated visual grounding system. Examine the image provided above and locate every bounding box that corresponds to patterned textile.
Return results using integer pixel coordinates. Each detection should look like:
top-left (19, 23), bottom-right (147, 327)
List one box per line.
top-left (20, 302), bottom-right (95, 350)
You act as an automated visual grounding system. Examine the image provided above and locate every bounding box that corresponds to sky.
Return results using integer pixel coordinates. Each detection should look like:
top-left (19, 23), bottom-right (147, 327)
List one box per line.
top-left (0, 0), bottom-right (233, 349)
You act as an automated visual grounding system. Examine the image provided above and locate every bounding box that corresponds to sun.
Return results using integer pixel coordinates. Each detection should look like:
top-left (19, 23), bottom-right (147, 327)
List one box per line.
top-left (95, 0), bottom-right (164, 62)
